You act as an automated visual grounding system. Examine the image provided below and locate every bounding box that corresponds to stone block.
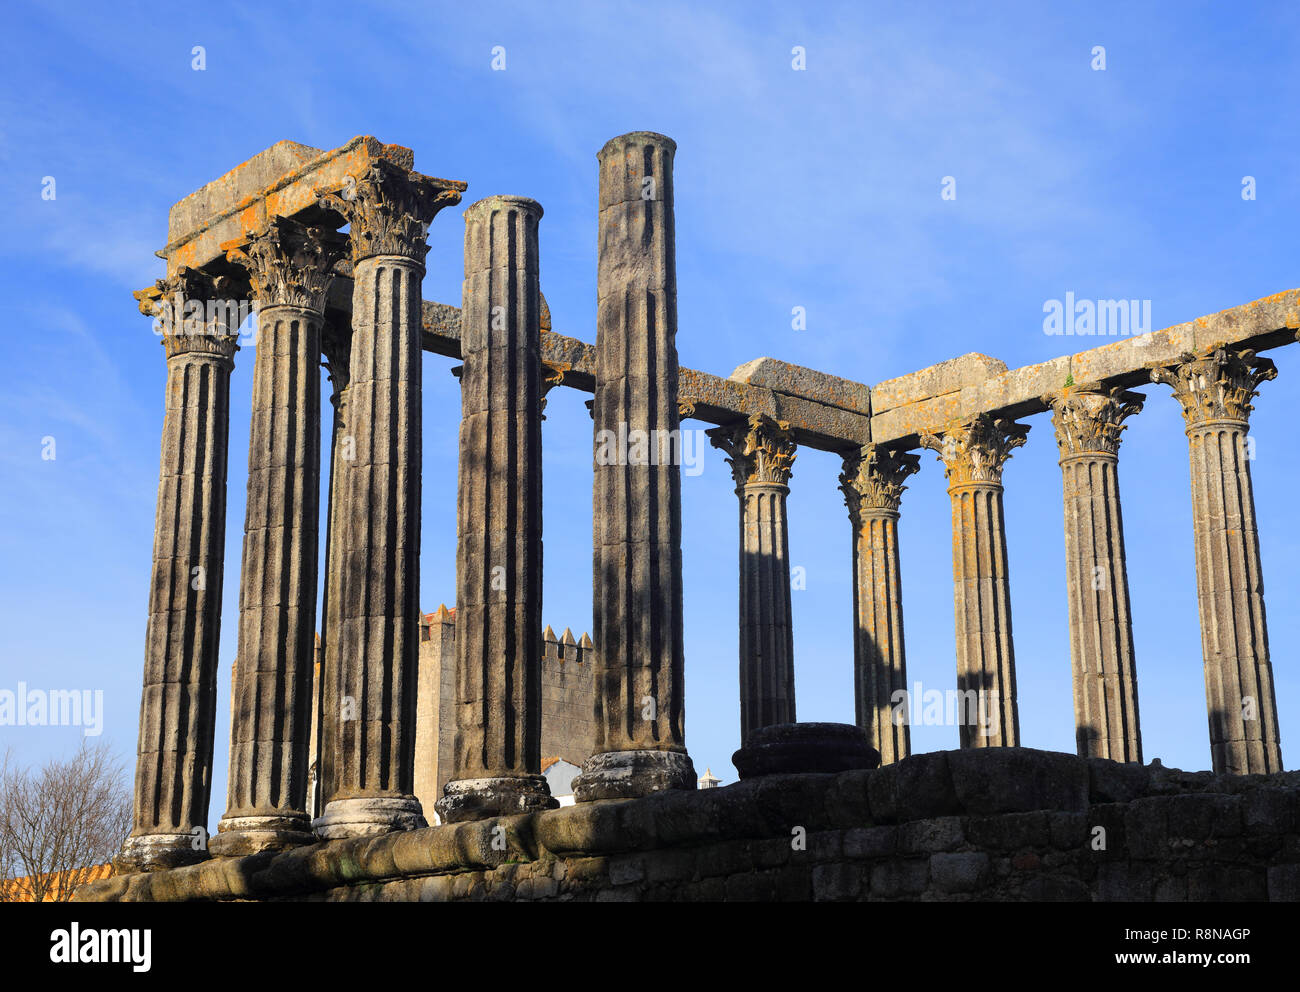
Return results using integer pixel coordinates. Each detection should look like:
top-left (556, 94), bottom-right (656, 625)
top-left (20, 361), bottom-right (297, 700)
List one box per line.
top-left (730, 357), bottom-right (872, 416)
top-left (1123, 798), bottom-right (1170, 860)
top-left (812, 863), bottom-right (862, 901)
top-left (1164, 794), bottom-right (1242, 841)
top-left (947, 748), bottom-right (1090, 815)
top-left (929, 852), bottom-right (989, 894)
top-left (1187, 866), bottom-right (1266, 902)
top-left (869, 859), bottom-right (929, 898)
top-left (1087, 758), bottom-right (1152, 804)
top-left (1267, 864), bottom-right (1300, 901)
top-left (871, 353), bottom-right (1008, 414)
top-left (823, 769), bottom-right (874, 827)
top-left (899, 816), bottom-right (965, 853)
top-left (844, 826), bottom-right (898, 859)
top-left (965, 812), bottom-right (1050, 851)
top-left (726, 870), bottom-right (777, 901)
top-left (608, 856), bottom-right (646, 886)
top-left (894, 751), bottom-right (961, 820)
top-left (1049, 812), bottom-right (1089, 850)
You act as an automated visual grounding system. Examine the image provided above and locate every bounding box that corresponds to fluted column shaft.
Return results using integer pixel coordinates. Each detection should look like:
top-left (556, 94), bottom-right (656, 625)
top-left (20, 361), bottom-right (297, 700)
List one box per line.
top-left (437, 196), bottom-right (556, 822)
top-left (213, 218), bottom-right (345, 855)
top-left (1153, 346), bottom-right (1282, 774)
top-left (120, 270), bottom-right (239, 871)
top-left (708, 414), bottom-right (798, 742)
top-left (841, 445), bottom-right (920, 765)
top-left (1047, 386), bottom-right (1144, 763)
top-left (922, 415), bottom-right (1028, 748)
top-left (315, 319), bottom-right (351, 819)
top-left (313, 162), bottom-right (466, 837)
top-left (577, 131), bottom-right (695, 801)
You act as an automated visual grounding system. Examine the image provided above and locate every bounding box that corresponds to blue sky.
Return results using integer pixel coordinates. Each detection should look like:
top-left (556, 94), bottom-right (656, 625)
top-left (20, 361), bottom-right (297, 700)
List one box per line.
top-left (3, 1), bottom-right (1300, 823)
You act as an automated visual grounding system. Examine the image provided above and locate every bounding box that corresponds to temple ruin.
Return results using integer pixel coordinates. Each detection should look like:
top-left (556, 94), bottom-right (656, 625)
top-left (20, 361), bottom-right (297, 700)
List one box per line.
top-left (75, 132), bottom-right (1300, 902)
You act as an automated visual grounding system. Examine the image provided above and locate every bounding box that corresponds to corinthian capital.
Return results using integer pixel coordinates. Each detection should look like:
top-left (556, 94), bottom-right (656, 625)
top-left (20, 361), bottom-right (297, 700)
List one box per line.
top-left (920, 414), bottom-right (1029, 486)
top-left (140, 267), bottom-right (242, 361)
top-left (1044, 385), bottom-right (1144, 457)
top-left (706, 413), bottom-right (798, 492)
top-left (1150, 345), bottom-right (1277, 426)
top-left (223, 216), bottom-right (347, 312)
top-left (839, 444), bottom-right (921, 517)
top-left (316, 161), bottom-right (467, 264)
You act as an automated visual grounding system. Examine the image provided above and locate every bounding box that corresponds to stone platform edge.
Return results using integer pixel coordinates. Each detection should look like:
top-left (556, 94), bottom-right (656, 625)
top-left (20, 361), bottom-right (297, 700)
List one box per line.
top-left (75, 748), bottom-right (1300, 902)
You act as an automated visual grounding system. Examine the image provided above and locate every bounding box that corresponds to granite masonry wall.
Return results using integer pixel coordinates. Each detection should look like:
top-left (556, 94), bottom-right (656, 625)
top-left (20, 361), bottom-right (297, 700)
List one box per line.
top-left (414, 608), bottom-right (597, 811)
top-left (77, 748), bottom-right (1300, 902)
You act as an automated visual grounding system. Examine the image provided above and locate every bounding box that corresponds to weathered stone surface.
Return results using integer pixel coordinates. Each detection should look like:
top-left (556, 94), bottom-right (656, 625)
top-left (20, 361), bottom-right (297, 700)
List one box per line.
top-left (732, 722), bottom-right (880, 779)
top-left (212, 218), bottom-right (346, 857)
top-left (930, 852), bottom-right (989, 893)
top-left (731, 357), bottom-right (871, 416)
top-left (578, 132), bottom-right (694, 801)
top-left (437, 195), bottom-right (557, 823)
top-left (708, 414), bottom-right (798, 739)
top-left (871, 353), bottom-right (1008, 415)
top-left (1150, 346), bottom-right (1283, 775)
top-left (315, 162), bottom-right (463, 838)
top-left (119, 269), bottom-right (240, 873)
top-left (83, 749), bottom-right (1300, 902)
top-left (840, 445), bottom-right (920, 765)
top-left (947, 748), bottom-right (1090, 815)
top-left (920, 415), bottom-right (1029, 748)
top-left (1046, 385), bottom-right (1145, 763)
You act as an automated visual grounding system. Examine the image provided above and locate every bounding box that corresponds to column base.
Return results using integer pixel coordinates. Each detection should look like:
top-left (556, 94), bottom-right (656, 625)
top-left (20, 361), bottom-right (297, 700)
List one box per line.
top-left (113, 832), bottom-right (209, 874)
top-left (311, 796), bottom-right (427, 840)
top-left (434, 776), bottom-right (559, 823)
top-left (573, 749), bottom-right (696, 802)
top-left (732, 722), bottom-right (881, 779)
top-left (209, 813), bottom-right (315, 857)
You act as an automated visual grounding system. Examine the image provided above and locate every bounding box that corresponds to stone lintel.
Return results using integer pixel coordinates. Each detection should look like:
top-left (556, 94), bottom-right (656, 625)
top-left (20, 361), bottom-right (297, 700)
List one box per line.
top-left (870, 289), bottom-right (1300, 447)
top-left (402, 297), bottom-right (873, 449)
top-left (730, 357), bottom-right (871, 417)
top-left (162, 136), bottom-right (429, 276)
top-left (871, 353), bottom-right (1008, 415)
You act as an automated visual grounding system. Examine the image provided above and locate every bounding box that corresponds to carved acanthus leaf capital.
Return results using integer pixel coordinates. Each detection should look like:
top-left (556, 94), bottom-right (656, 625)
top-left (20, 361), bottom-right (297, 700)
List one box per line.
top-left (316, 161), bottom-right (466, 264)
top-left (1045, 385), bottom-right (1144, 457)
top-left (321, 318), bottom-right (353, 404)
top-left (920, 414), bottom-right (1029, 486)
top-left (839, 444), bottom-right (921, 516)
top-left (147, 267), bottom-right (242, 360)
top-left (1150, 346), bottom-right (1276, 426)
top-left (223, 216), bottom-right (347, 312)
top-left (706, 413), bottom-right (798, 492)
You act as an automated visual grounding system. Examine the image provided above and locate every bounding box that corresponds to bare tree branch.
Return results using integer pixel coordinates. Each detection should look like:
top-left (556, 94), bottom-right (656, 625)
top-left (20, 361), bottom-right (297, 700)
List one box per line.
top-left (0, 741), bottom-right (131, 902)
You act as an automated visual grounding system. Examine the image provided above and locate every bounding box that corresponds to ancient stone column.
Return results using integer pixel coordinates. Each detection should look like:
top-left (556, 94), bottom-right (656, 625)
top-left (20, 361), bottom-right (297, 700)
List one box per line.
top-left (118, 269), bottom-right (240, 871)
top-left (920, 414), bottom-right (1029, 748)
top-left (435, 195), bottom-right (557, 822)
top-left (313, 315), bottom-right (352, 821)
top-left (1151, 346), bottom-right (1282, 774)
top-left (1045, 385), bottom-right (1144, 763)
top-left (210, 218), bottom-right (346, 856)
top-left (311, 162), bottom-right (466, 838)
top-left (706, 414), bottom-right (799, 743)
top-left (575, 132), bottom-right (696, 801)
top-left (839, 444), bottom-right (921, 765)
